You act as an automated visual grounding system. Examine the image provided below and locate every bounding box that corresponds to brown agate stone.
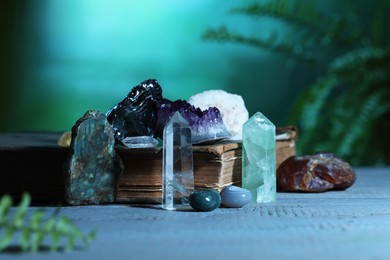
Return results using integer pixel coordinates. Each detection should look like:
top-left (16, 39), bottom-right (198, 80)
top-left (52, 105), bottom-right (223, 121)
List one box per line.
top-left (277, 153), bottom-right (356, 192)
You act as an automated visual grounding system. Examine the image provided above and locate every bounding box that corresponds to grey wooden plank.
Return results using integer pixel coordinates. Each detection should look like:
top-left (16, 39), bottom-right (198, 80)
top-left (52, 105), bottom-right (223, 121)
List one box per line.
top-left (1, 167), bottom-right (390, 260)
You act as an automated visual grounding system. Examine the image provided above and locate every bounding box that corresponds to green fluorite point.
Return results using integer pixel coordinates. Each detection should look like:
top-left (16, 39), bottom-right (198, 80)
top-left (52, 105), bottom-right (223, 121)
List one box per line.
top-left (242, 112), bottom-right (276, 203)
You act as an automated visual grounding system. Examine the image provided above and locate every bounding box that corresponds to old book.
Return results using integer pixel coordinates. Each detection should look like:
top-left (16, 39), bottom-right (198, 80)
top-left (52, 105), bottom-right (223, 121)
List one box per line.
top-left (117, 126), bottom-right (297, 203)
top-left (116, 142), bottom-right (242, 203)
top-left (0, 127), bottom-right (297, 203)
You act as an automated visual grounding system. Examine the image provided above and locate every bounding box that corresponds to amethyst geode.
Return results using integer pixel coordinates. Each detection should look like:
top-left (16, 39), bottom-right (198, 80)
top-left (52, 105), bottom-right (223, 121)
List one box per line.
top-left (106, 79), bottom-right (163, 141)
top-left (155, 100), bottom-right (230, 144)
top-left (106, 79), bottom-right (230, 144)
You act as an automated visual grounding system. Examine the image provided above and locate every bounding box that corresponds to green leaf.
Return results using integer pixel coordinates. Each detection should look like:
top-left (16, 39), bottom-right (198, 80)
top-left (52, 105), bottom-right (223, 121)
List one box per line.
top-left (30, 231), bottom-right (45, 253)
top-left (56, 216), bottom-right (70, 233)
top-left (28, 210), bottom-right (45, 252)
top-left (44, 217), bottom-right (56, 232)
top-left (65, 236), bottom-right (75, 252)
top-left (88, 229), bottom-right (96, 243)
top-left (50, 232), bottom-right (61, 252)
top-left (30, 210), bottom-right (44, 229)
top-left (0, 195), bottom-right (12, 223)
top-left (0, 226), bottom-right (15, 251)
top-left (20, 229), bottom-right (31, 252)
top-left (12, 192), bottom-right (30, 227)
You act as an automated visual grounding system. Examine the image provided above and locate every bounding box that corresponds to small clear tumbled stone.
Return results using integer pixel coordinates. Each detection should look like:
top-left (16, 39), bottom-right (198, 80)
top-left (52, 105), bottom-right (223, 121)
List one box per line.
top-left (220, 185), bottom-right (252, 208)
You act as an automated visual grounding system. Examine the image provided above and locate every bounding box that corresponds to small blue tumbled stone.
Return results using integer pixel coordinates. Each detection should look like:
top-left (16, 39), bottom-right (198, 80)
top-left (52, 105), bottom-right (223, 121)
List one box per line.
top-left (189, 189), bottom-right (221, 212)
top-left (220, 185), bottom-right (252, 208)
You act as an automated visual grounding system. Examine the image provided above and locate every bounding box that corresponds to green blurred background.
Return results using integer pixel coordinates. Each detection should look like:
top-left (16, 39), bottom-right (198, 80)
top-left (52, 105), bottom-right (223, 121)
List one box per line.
top-left (0, 0), bottom-right (314, 131)
top-left (1, 0), bottom-right (389, 165)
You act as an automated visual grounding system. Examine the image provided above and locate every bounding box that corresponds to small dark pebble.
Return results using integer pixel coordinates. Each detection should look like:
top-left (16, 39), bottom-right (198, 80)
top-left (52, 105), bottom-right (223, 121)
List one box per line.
top-left (189, 189), bottom-right (221, 212)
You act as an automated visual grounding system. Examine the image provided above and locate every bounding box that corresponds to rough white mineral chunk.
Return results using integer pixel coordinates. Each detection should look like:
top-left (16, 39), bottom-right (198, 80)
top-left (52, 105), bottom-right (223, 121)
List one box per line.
top-left (188, 90), bottom-right (249, 140)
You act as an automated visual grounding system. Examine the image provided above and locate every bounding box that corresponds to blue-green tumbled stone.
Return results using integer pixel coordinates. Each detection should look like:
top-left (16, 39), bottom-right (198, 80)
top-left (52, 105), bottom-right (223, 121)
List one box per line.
top-left (220, 185), bottom-right (252, 208)
top-left (189, 189), bottom-right (221, 211)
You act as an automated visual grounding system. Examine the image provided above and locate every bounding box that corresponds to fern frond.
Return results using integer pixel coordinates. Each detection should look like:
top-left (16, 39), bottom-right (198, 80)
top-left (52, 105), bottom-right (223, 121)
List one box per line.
top-left (370, 1), bottom-right (390, 47)
top-left (293, 76), bottom-right (338, 154)
top-left (231, 1), bottom-right (322, 33)
top-left (336, 92), bottom-right (382, 157)
top-left (202, 26), bottom-right (316, 62)
top-left (0, 195), bottom-right (12, 223)
top-left (203, 0), bottom-right (390, 165)
top-left (202, 0), bottom-right (367, 67)
top-left (0, 193), bottom-right (95, 252)
top-left (331, 48), bottom-right (389, 77)
top-left (296, 47), bottom-right (390, 164)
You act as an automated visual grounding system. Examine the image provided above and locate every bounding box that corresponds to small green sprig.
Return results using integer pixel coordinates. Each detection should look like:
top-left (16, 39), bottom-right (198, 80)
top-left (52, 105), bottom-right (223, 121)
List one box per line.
top-left (0, 193), bottom-right (95, 253)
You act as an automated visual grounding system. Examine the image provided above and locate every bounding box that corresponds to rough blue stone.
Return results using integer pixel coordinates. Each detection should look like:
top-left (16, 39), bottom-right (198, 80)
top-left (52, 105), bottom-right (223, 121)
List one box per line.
top-left (64, 110), bottom-right (124, 205)
top-left (220, 185), bottom-right (252, 208)
top-left (189, 189), bottom-right (221, 211)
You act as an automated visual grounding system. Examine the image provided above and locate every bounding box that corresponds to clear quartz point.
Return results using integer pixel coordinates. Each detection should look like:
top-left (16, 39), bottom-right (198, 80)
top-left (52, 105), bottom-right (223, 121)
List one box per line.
top-left (121, 136), bottom-right (159, 148)
top-left (242, 112), bottom-right (276, 203)
top-left (162, 112), bottom-right (194, 210)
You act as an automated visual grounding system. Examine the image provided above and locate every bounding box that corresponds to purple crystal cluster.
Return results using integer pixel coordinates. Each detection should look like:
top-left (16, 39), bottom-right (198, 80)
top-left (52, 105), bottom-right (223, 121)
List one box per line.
top-left (156, 100), bottom-right (230, 143)
top-left (106, 79), bottom-right (230, 144)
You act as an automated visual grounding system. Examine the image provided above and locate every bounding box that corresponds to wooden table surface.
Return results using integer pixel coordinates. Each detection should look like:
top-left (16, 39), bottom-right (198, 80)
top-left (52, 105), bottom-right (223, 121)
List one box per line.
top-left (1, 167), bottom-right (389, 260)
